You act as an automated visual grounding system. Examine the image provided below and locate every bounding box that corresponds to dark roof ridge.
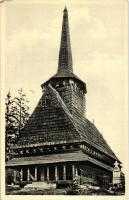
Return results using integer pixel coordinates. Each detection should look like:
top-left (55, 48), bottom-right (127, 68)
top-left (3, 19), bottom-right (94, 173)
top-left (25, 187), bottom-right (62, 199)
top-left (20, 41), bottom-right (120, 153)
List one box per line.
top-left (47, 83), bottom-right (83, 140)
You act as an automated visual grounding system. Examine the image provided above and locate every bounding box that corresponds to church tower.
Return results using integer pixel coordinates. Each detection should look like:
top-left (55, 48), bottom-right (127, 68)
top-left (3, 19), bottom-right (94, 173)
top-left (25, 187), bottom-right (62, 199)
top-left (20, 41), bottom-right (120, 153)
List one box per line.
top-left (41, 7), bottom-right (87, 117)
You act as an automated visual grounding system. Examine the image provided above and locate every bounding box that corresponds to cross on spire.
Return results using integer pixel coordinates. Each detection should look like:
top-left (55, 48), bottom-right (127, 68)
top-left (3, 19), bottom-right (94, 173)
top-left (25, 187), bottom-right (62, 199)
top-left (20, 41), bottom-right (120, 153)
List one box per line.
top-left (58, 7), bottom-right (73, 73)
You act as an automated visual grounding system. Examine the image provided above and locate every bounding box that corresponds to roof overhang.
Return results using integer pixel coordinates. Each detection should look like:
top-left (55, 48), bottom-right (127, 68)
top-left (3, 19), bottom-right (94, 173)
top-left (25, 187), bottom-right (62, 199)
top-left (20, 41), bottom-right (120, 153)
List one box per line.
top-left (41, 73), bottom-right (87, 94)
top-left (6, 150), bottom-right (113, 172)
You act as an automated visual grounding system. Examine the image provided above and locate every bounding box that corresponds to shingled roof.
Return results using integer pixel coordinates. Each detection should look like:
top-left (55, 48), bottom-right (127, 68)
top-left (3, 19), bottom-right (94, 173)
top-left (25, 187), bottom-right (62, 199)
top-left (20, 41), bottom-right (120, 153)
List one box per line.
top-left (9, 8), bottom-right (119, 165)
top-left (15, 84), bottom-right (118, 161)
top-left (17, 84), bottom-right (80, 144)
top-left (58, 7), bottom-right (73, 74)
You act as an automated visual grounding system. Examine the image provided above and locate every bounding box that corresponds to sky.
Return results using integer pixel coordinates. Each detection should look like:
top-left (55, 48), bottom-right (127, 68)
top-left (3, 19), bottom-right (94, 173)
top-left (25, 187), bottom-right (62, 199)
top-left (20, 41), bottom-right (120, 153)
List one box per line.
top-left (5, 0), bottom-right (128, 173)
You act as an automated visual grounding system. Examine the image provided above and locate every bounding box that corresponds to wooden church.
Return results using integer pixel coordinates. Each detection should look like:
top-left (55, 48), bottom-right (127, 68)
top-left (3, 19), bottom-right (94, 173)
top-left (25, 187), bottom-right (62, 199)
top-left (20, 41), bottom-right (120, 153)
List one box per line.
top-left (6, 7), bottom-right (121, 186)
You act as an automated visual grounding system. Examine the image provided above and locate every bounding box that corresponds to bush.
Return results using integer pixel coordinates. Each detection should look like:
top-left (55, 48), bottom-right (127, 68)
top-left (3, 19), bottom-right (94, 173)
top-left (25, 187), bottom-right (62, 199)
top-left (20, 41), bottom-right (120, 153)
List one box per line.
top-left (66, 178), bottom-right (81, 195)
top-left (6, 168), bottom-right (14, 185)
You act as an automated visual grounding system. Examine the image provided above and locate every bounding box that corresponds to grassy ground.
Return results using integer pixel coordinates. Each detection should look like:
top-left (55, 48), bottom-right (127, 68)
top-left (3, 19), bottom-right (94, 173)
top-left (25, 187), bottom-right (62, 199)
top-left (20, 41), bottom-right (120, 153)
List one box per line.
top-left (6, 187), bottom-right (125, 195)
top-left (6, 188), bottom-right (66, 195)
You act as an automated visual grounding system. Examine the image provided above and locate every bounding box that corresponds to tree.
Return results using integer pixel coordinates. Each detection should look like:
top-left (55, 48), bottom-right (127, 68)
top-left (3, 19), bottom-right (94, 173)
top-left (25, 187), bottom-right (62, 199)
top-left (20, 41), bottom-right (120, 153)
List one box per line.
top-left (5, 89), bottom-right (30, 160)
top-left (13, 88), bottom-right (30, 137)
top-left (5, 91), bottom-right (16, 160)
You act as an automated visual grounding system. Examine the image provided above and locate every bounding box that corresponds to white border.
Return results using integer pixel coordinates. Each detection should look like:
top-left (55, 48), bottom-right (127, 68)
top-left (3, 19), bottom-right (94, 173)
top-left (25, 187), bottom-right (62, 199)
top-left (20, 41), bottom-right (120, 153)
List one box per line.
top-left (0, 0), bottom-right (128, 199)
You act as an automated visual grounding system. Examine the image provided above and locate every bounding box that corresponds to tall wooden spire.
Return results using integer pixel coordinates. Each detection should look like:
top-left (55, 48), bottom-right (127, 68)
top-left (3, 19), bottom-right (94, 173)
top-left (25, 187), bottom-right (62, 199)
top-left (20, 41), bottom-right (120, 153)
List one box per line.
top-left (58, 7), bottom-right (73, 73)
top-left (41, 7), bottom-right (87, 94)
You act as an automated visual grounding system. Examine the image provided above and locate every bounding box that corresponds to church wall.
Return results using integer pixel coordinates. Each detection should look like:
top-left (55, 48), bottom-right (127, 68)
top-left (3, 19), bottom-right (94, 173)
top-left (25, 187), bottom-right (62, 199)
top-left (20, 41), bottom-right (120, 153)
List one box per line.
top-left (71, 89), bottom-right (85, 116)
top-left (52, 80), bottom-right (86, 116)
top-left (78, 162), bottom-right (112, 185)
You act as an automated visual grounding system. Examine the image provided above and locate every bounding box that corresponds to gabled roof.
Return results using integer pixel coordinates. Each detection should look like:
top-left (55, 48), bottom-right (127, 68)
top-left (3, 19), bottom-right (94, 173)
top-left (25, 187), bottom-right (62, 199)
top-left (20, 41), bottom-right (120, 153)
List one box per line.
top-left (15, 84), bottom-right (118, 161)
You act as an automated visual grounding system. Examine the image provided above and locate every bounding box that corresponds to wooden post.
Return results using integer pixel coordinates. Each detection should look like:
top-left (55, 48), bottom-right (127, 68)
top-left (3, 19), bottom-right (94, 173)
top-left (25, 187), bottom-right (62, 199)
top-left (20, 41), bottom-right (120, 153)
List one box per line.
top-left (41, 167), bottom-right (45, 181)
top-left (20, 168), bottom-right (23, 182)
top-left (27, 168), bottom-right (30, 182)
top-left (75, 166), bottom-right (78, 177)
top-left (63, 165), bottom-right (66, 180)
top-left (13, 169), bottom-right (16, 183)
top-left (35, 167), bottom-right (37, 181)
top-left (72, 165), bottom-right (75, 180)
top-left (55, 165), bottom-right (58, 181)
top-left (47, 166), bottom-right (49, 181)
